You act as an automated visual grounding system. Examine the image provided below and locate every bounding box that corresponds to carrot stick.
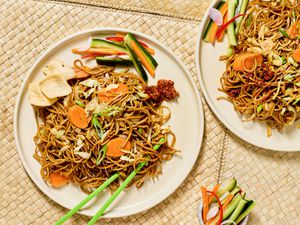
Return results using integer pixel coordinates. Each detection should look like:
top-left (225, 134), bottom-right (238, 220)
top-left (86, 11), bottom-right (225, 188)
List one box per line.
top-left (106, 137), bottom-right (131, 157)
top-left (68, 105), bottom-right (89, 129)
top-left (209, 3), bottom-right (228, 43)
top-left (222, 194), bottom-right (234, 209)
top-left (50, 172), bottom-right (69, 188)
top-left (217, 12), bottom-right (228, 42)
top-left (208, 184), bottom-right (220, 204)
top-left (116, 32), bottom-right (125, 37)
top-left (131, 40), bottom-right (155, 77)
top-left (201, 186), bottom-right (209, 223)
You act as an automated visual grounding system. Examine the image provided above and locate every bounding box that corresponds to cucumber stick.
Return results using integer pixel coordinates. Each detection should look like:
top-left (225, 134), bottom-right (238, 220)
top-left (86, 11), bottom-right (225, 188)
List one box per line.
top-left (96, 57), bottom-right (132, 66)
top-left (217, 178), bottom-right (237, 197)
top-left (235, 0), bottom-right (249, 34)
top-left (223, 193), bottom-right (242, 220)
top-left (235, 200), bottom-right (256, 224)
top-left (228, 0), bottom-right (239, 46)
top-left (230, 186), bottom-right (241, 195)
top-left (124, 33), bottom-right (158, 70)
top-left (228, 198), bottom-right (248, 223)
top-left (90, 39), bottom-right (128, 53)
top-left (124, 43), bottom-right (148, 82)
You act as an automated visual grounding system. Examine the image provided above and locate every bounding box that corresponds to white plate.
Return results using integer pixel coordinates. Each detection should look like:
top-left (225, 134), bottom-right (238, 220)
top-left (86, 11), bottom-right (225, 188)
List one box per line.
top-left (196, 0), bottom-right (300, 151)
top-left (14, 28), bottom-right (204, 218)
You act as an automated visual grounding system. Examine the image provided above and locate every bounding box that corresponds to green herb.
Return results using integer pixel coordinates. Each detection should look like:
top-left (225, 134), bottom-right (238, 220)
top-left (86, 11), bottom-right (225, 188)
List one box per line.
top-left (279, 28), bottom-right (290, 38)
top-left (293, 97), bottom-right (300, 105)
top-left (138, 128), bottom-right (143, 134)
top-left (96, 144), bottom-right (107, 165)
top-left (284, 74), bottom-right (294, 82)
top-left (246, 14), bottom-right (253, 27)
top-left (92, 115), bottom-right (103, 138)
top-left (292, 10), bottom-right (297, 22)
top-left (280, 56), bottom-right (286, 65)
top-left (257, 104), bottom-right (263, 113)
top-left (75, 100), bottom-right (85, 107)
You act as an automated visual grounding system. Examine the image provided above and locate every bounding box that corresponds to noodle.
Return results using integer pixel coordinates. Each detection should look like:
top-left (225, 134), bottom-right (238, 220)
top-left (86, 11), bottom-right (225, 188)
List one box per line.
top-left (33, 61), bottom-right (177, 193)
top-left (219, 0), bottom-right (300, 131)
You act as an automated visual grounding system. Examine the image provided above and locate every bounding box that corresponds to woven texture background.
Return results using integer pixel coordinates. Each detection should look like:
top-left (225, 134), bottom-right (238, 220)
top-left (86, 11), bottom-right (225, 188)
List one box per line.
top-left (52, 0), bottom-right (211, 21)
top-left (1, 0), bottom-right (300, 224)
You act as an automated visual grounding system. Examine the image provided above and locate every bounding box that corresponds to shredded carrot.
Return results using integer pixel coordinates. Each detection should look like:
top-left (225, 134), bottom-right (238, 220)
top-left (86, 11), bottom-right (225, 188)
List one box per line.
top-left (233, 53), bottom-right (263, 72)
top-left (68, 105), bottom-right (89, 129)
top-left (293, 49), bottom-right (300, 62)
top-left (49, 172), bottom-right (69, 188)
top-left (116, 32), bottom-right (125, 37)
top-left (98, 83), bottom-right (129, 103)
top-left (73, 68), bottom-right (90, 78)
top-left (201, 186), bottom-right (209, 223)
top-left (222, 194), bottom-right (234, 209)
top-left (131, 40), bottom-right (155, 77)
top-left (208, 184), bottom-right (220, 204)
top-left (71, 48), bottom-right (123, 55)
top-left (217, 12), bottom-right (228, 42)
top-left (106, 137), bottom-right (131, 157)
top-left (144, 46), bottom-right (155, 55)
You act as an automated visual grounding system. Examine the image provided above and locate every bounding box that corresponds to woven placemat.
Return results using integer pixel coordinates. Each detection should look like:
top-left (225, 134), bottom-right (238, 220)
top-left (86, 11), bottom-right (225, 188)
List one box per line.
top-left (1, 0), bottom-right (300, 224)
top-left (0, 0), bottom-right (225, 224)
top-left (49, 0), bottom-right (211, 21)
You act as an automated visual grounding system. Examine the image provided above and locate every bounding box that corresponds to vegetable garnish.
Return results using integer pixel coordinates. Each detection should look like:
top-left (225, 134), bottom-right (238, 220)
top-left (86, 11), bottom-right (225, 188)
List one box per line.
top-left (91, 115), bottom-right (103, 138)
top-left (106, 137), bottom-right (131, 157)
top-left (96, 144), bottom-right (107, 165)
top-left (207, 191), bottom-right (223, 225)
top-left (199, 179), bottom-right (255, 225)
top-left (208, 7), bottom-right (223, 26)
top-left (279, 28), bottom-right (290, 38)
top-left (75, 100), bottom-right (85, 107)
top-left (216, 14), bottom-right (246, 40)
top-left (201, 186), bottom-right (209, 222)
top-left (68, 105), bottom-right (90, 129)
top-left (49, 172), bottom-right (69, 188)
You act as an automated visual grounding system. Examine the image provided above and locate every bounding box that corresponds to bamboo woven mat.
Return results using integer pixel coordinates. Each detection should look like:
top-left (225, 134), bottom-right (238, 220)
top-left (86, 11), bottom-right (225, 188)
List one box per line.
top-left (1, 0), bottom-right (299, 224)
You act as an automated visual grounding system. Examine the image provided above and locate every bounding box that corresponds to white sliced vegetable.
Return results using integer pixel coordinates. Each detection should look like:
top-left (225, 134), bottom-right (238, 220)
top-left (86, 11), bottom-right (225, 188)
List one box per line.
top-left (42, 60), bottom-right (75, 80)
top-left (28, 82), bottom-right (57, 106)
top-left (208, 8), bottom-right (223, 26)
top-left (221, 220), bottom-right (237, 225)
top-left (120, 155), bottom-right (134, 162)
top-left (75, 151), bottom-right (90, 159)
top-left (50, 128), bottom-right (65, 139)
top-left (106, 84), bottom-right (119, 91)
top-left (207, 206), bottom-right (219, 220)
top-left (39, 74), bottom-right (72, 98)
top-left (79, 79), bottom-right (99, 88)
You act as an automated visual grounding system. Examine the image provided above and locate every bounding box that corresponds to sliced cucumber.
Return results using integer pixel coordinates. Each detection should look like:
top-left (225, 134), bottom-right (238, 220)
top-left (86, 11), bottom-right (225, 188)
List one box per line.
top-left (217, 178), bottom-right (237, 197)
top-left (124, 43), bottom-right (148, 82)
top-left (91, 39), bottom-right (128, 53)
top-left (235, 200), bottom-right (256, 224)
top-left (124, 33), bottom-right (158, 69)
top-left (230, 186), bottom-right (241, 196)
top-left (223, 193), bottom-right (242, 220)
top-left (96, 56), bottom-right (132, 66)
top-left (228, 198), bottom-right (248, 223)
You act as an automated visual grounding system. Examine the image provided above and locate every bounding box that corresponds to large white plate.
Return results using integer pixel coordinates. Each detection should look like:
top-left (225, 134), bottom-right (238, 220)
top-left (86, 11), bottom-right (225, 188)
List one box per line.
top-left (14, 28), bottom-right (204, 218)
top-left (196, 0), bottom-right (300, 152)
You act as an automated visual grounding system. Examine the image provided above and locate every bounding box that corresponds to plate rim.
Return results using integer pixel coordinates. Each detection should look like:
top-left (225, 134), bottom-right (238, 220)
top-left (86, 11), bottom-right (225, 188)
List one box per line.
top-left (195, 0), bottom-right (300, 152)
top-left (14, 27), bottom-right (205, 218)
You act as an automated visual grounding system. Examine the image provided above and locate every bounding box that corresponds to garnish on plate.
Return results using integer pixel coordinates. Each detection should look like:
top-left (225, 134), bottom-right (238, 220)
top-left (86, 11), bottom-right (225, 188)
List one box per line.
top-left (199, 178), bottom-right (255, 225)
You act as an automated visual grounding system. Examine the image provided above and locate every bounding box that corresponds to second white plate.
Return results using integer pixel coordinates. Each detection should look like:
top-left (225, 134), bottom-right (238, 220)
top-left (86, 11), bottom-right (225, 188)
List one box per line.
top-left (196, 0), bottom-right (300, 151)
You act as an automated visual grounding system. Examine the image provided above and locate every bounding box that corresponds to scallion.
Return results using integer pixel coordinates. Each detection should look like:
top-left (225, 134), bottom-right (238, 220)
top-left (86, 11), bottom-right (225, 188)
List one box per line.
top-left (92, 115), bottom-right (103, 138)
top-left (96, 144), bottom-right (107, 165)
top-left (257, 104), bottom-right (263, 113)
top-left (75, 100), bottom-right (85, 107)
top-left (279, 28), bottom-right (290, 38)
